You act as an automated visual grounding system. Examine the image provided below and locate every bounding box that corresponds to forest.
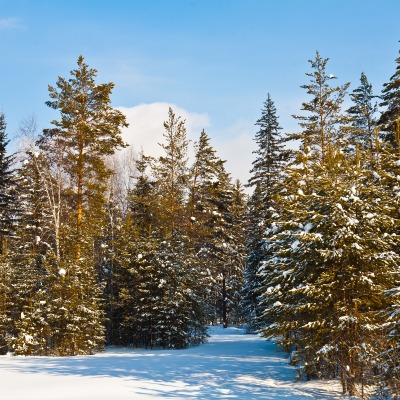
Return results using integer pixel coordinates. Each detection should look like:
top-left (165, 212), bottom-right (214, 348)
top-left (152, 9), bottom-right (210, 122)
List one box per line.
top-left (1, 48), bottom-right (400, 399)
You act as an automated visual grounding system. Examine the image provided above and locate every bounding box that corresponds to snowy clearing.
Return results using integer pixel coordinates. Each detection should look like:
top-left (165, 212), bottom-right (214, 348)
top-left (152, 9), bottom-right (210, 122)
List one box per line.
top-left (1, 326), bottom-right (343, 400)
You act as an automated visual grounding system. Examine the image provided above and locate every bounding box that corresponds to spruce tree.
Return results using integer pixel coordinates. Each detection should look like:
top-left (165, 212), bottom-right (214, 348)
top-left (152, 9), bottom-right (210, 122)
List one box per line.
top-left (379, 47), bottom-right (400, 146)
top-left (0, 113), bottom-right (15, 255)
top-left (291, 51), bottom-right (351, 161)
top-left (243, 93), bottom-right (287, 332)
top-left (153, 107), bottom-right (189, 237)
top-left (0, 113), bottom-right (15, 353)
top-left (347, 72), bottom-right (377, 151)
top-left (260, 143), bottom-right (400, 396)
top-left (8, 151), bottom-right (53, 355)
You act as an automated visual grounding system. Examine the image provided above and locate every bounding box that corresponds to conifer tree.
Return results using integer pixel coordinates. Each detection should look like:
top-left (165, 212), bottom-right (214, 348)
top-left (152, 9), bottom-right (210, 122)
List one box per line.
top-left (379, 47), bottom-right (400, 146)
top-left (0, 255), bottom-right (12, 354)
top-left (260, 144), bottom-right (399, 396)
top-left (153, 107), bottom-right (189, 237)
top-left (0, 113), bottom-right (15, 353)
top-left (117, 113), bottom-right (208, 348)
top-left (347, 72), bottom-right (377, 151)
top-left (243, 93), bottom-right (287, 332)
top-left (291, 51), bottom-right (351, 162)
top-left (8, 152), bottom-right (53, 355)
top-left (42, 55), bottom-right (128, 258)
top-left (0, 113), bottom-right (15, 255)
top-left (34, 55), bottom-right (127, 354)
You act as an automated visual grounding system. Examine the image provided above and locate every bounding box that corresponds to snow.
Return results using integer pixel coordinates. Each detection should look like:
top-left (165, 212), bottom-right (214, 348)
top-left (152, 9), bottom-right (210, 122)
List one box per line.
top-left (303, 223), bottom-right (313, 232)
top-left (0, 326), bottom-right (343, 400)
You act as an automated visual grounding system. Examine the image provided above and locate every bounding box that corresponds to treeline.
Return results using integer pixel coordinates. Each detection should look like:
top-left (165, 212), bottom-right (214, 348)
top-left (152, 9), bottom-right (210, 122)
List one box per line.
top-left (244, 50), bottom-right (400, 398)
top-left (2, 46), bottom-right (400, 399)
top-left (0, 56), bottom-right (247, 356)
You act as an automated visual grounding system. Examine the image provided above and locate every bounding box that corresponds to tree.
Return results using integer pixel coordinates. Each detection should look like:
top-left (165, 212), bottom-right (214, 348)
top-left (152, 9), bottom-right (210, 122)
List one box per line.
top-left (153, 107), bottom-right (189, 237)
top-left (0, 113), bottom-right (15, 255)
top-left (347, 72), bottom-right (377, 151)
top-left (260, 145), bottom-right (399, 396)
top-left (42, 55), bottom-right (128, 258)
top-left (379, 47), bottom-right (400, 146)
top-left (243, 93), bottom-right (287, 332)
top-left (291, 51), bottom-right (351, 162)
top-left (32, 55), bottom-right (128, 354)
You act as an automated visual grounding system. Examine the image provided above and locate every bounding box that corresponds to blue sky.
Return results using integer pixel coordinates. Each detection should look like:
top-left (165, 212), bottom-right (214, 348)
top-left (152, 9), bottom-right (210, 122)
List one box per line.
top-left (1, 0), bottom-right (400, 183)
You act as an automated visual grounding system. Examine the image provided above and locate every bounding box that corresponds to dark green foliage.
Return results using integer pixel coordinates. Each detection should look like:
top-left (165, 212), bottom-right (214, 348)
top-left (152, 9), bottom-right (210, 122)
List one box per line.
top-left (347, 72), bottom-right (378, 151)
top-left (119, 235), bottom-right (207, 349)
top-left (243, 94), bottom-right (287, 333)
top-left (0, 113), bottom-right (15, 255)
top-left (292, 51), bottom-right (351, 161)
top-left (379, 49), bottom-right (400, 146)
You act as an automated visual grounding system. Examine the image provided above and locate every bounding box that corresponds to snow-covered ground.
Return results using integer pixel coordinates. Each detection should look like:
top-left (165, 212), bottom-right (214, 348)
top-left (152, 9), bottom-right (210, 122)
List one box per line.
top-left (1, 326), bottom-right (343, 399)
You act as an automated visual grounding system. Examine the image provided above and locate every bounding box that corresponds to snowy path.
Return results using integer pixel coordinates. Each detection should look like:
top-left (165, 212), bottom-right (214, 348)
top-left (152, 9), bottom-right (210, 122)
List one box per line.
top-left (0, 326), bottom-right (343, 400)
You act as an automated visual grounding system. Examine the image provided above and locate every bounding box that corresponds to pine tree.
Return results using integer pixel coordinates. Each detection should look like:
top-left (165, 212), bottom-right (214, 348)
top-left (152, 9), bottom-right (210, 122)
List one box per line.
top-left (227, 180), bottom-right (247, 325)
top-left (34, 55), bottom-right (127, 354)
top-left (7, 151), bottom-right (53, 355)
top-left (42, 55), bottom-right (128, 259)
top-left (0, 113), bottom-right (15, 255)
top-left (153, 107), bottom-right (189, 237)
top-left (117, 114), bottom-right (208, 348)
top-left (243, 93), bottom-right (287, 332)
top-left (378, 47), bottom-right (400, 146)
top-left (292, 51), bottom-right (351, 162)
top-left (347, 72), bottom-right (377, 151)
top-left (0, 113), bottom-right (15, 353)
top-left (260, 145), bottom-right (399, 396)
top-left (0, 255), bottom-right (12, 354)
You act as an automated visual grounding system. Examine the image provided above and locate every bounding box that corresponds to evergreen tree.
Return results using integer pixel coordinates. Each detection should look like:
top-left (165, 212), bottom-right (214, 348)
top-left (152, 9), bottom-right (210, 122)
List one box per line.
top-left (117, 114), bottom-right (208, 348)
top-left (379, 47), bottom-right (400, 146)
top-left (227, 180), bottom-right (247, 325)
top-left (243, 93), bottom-right (287, 332)
top-left (153, 107), bottom-right (189, 237)
top-left (347, 72), bottom-right (377, 151)
top-left (0, 255), bottom-right (12, 354)
top-left (8, 151), bottom-right (53, 355)
top-left (34, 55), bottom-right (127, 354)
top-left (291, 51), bottom-right (351, 162)
top-left (260, 145), bottom-right (399, 396)
top-left (42, 55), bottom-right (128, 259)
top-left (0, 113), bottom-right (15, 255)
top-left (119, 234), bottom-right (207, 349)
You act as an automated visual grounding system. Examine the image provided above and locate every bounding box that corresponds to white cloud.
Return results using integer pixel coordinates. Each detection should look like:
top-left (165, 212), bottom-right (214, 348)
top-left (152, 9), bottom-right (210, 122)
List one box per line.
top-left (0, 18), bottom-right (22, 30)
top-left (118, 102), bottom-right (210, 158)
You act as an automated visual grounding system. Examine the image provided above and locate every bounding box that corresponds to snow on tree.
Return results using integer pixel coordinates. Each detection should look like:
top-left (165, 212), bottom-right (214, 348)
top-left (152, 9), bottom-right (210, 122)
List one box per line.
top-left (0, 113), bottom-right (16, 255)
top-left (291, 51), bottom-right (351, 162)
top-left (32, 55), bottom-right (128, 355)
top-left (347, 72), bottom-right (378, 151)
top-left (152, 107), bottom-right (189, 237)
top-left (379, 47), bottom-right (400, 147)
top-left (260, 144), bottom-right (400, 396)
top-left (243, 93), bottom-right (287, 333)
